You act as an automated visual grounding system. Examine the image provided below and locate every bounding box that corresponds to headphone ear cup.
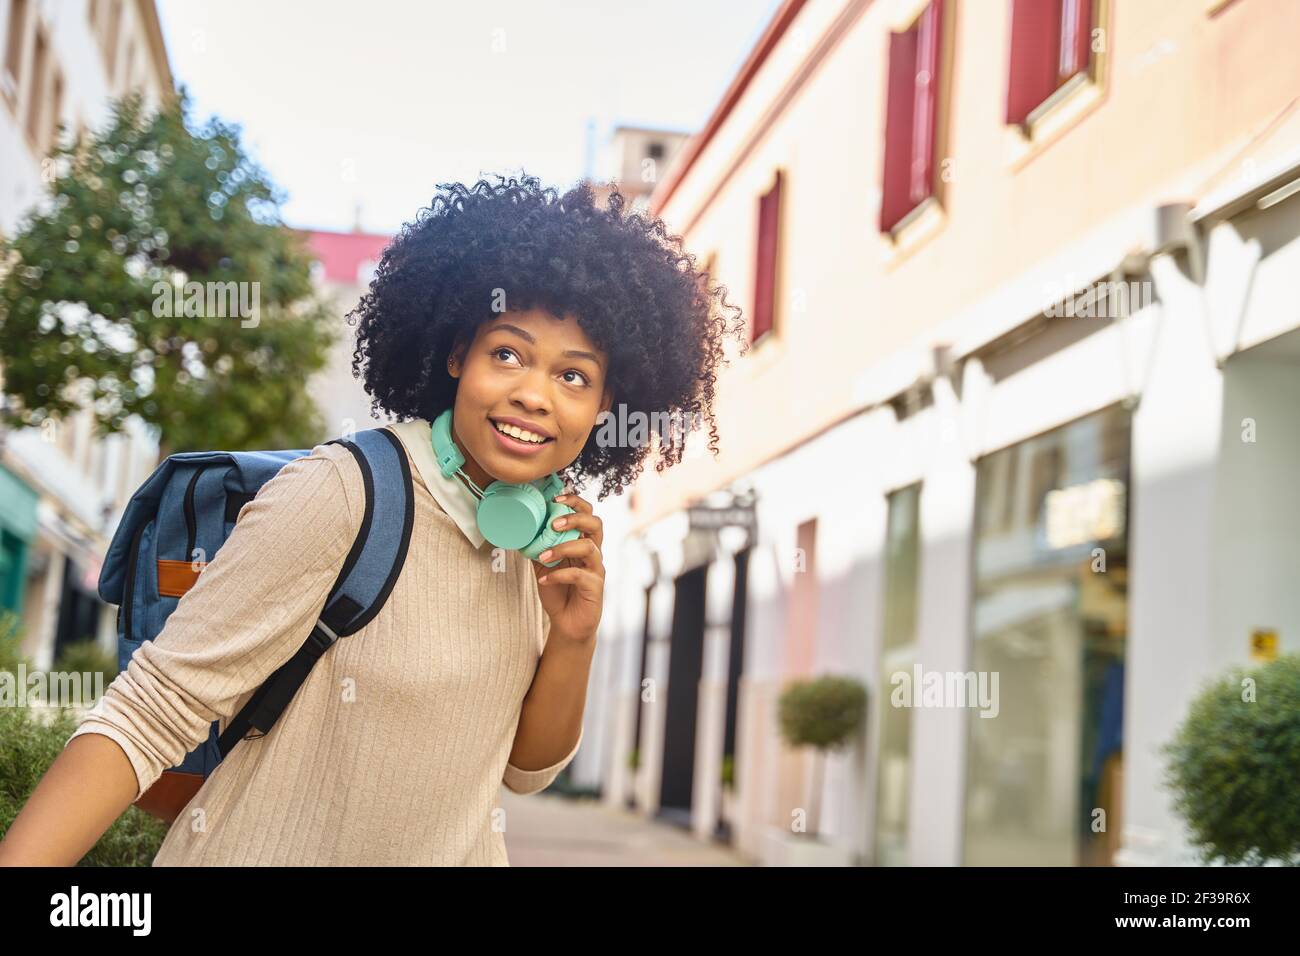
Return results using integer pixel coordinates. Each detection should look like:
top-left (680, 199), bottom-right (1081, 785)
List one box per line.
top-left (477, 482), bottom-right (550, 550)
top-left (521, 502), bottom-right (580, 566)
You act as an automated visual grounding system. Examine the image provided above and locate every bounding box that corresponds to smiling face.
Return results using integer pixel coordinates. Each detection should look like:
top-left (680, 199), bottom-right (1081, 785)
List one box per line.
top-left (445, 308), bottom-right (613, 492)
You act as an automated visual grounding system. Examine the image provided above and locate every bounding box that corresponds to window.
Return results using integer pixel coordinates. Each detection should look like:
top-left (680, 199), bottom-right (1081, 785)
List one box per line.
top-left (697, 251), bottom-right (717, 305)
top-left (880, 0), bottom-right (944, 233)
top-left (1005, 0), bottom-right (1096, 127)
top-left (24, 25), bottom-right (45, 145)
top-left (104, 0), bottom-right (121, 84)
top-left (965, 404), bottom-right (1130, 866)
top-left (3, 0), bottom-right (29, 100)
top-left (121, 40), bottom-right (135, 91)
top-left (876, 483), bottom-right (921, 866)
top-left (751, 170), bottom-right (782, 343)
top-left (647, 140), bottom-right (665, 160)
top-left (47, 67), bottom-right (62, 152)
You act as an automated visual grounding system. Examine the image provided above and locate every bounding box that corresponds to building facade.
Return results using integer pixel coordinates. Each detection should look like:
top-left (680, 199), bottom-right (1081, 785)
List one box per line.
top-left (606, 0), bottom-right (1300, 865)
top-left (0, 0), bottom-right (172, 668)
top-left (301, 227), bottom-right (395, 439)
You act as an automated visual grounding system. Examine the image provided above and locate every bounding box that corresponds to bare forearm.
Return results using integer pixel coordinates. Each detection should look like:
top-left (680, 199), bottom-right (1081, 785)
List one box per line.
top-left (507, 635), bottom-right (594, 771)
top-left (0, 733), bottom-right (140, 866)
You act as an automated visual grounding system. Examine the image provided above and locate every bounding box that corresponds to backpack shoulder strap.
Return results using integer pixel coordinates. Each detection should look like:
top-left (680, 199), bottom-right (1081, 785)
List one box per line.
top-left (217, 427), bottom-right (415, 756)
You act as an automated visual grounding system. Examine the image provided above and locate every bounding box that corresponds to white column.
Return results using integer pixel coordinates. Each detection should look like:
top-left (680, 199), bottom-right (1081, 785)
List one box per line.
top-left (908, 371), bottom-right (977, 866)
top-left (1119, 253), bottom-right (1224, 865)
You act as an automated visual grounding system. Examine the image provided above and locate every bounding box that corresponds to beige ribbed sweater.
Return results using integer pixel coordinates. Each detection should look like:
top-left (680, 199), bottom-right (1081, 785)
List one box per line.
top-left (64, 419), bottom-right (581, 866)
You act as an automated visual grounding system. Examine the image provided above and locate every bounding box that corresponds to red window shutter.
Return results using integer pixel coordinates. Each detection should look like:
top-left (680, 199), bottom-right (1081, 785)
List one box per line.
top-left (1005, 0), bottom-right (1061, 125)
top-left (909, 0), bottom-right (942, 205)
top-left (880, 25), bottom-right (918, 232)
top-left (752, 171), bottom-right (781, 342)
top-left (1057, 0), bottom-right (1092, 82)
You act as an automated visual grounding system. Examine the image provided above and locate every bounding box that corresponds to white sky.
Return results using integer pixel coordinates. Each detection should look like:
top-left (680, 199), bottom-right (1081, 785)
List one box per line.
top-left (155, 0), bottom-right (783, 234)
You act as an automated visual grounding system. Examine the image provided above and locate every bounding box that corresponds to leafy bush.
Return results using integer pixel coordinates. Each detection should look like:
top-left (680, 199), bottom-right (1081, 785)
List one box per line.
top-left (50, 639), bottom-right (118, 702)
top-left (0, 705), bottom-right (168, 866)
top-left (777, 675), bottom-right (868, 750)
top-left (0, 608), bottom-right (29, 676)
top-left (0, 610), bottom-right (165, 865)
top-left (1163, 654), bottom-right (1300, 865)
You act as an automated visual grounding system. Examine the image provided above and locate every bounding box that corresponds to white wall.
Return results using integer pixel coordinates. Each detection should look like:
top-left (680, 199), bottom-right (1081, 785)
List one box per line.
top-left (1212, 339), bottom-right (1300, 664)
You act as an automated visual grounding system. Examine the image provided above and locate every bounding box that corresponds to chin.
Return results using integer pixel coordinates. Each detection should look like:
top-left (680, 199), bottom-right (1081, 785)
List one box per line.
top-left (481, 454), bottom-right (549, 484)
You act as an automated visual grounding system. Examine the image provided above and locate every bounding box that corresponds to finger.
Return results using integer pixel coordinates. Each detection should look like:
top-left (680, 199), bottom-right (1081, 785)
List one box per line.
top-left (556, 494), bottom-right (600, 546)
top-left (536, 566), bottom-right (602, 597)
top-left (550, 511), bottom-right (602, 548)
top-left (537, 536), bottom-right (603, 573)
top-left (554, 493), bottom-right (591, 516)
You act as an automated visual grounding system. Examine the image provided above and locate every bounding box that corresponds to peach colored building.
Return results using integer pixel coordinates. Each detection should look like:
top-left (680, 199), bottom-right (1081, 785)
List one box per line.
top-left (602, 0), bottom-right (1300, 865)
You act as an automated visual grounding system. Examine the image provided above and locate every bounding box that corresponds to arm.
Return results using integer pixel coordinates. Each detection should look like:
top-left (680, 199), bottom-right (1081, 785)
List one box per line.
top-left (0, 447), bottom-right (361, 866)
top-left (0, 733), bottom-right (140, 866)
top-left (502, 617), bottom-right (592, 795)
top-left (503, 490), bottom-right (604, 796)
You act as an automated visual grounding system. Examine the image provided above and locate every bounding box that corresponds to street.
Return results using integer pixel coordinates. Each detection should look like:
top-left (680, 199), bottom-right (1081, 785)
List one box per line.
top-left (501, 793), bottom-right (752, 867)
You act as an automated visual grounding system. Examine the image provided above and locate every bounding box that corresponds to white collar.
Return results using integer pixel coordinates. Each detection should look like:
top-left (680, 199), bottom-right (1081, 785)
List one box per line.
top-left (385, 418), bottom-right (487, 550)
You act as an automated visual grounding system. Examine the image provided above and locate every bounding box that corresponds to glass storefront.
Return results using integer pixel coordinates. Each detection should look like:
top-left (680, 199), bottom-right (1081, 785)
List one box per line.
top-left (963, 404), bottom-right (1130, 866)
top-left (875, 482), bottom-right (921, 867)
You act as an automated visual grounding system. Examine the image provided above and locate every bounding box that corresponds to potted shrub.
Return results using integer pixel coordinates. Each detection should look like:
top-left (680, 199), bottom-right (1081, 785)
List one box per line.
top-left (719, 754), bottom-right (736, 828)
top-left (765, 674), bottom-right (867, 866)
top-left (1162, 653), bottom-right (1300, 865)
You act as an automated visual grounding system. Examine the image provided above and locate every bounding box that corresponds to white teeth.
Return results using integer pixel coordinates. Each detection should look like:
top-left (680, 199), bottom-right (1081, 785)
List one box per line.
top-left (493, 420), bottom-right (548, 444)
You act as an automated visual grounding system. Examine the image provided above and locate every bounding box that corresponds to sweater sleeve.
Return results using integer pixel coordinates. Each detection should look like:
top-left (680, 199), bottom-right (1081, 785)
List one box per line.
top-left (501, 611), bottom-right (583, 795)
top-left (503, 728), bottom-right (583, 796)
top-left (64, 446), bottom-right (362, 802)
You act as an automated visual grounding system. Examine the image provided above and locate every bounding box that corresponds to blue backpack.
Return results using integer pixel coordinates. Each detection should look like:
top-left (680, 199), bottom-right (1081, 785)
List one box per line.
top-left (96, 426), bottom-right (414, 822)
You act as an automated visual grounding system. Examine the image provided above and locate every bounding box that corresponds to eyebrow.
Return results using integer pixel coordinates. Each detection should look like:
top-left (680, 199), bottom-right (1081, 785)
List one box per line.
top-left (488, 323), bottom-right (604, 368)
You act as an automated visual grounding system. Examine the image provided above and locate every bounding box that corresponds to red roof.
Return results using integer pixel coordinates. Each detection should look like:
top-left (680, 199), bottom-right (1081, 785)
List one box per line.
top-left (300, 229), bottom-right (393, 284)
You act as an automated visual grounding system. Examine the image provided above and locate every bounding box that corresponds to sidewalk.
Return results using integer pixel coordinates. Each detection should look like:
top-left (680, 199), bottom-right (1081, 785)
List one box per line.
top-left (501, 792), bottom-right (753, 866)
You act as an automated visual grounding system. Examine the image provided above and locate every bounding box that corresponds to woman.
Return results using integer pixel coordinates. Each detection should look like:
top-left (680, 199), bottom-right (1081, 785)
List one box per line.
top-left (0, 173), bottom-right (744, 865)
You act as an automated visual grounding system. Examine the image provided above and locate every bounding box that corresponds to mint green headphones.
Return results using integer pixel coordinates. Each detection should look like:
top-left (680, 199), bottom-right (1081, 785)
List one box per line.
top-left (430, 408), bottom-right (579, 568)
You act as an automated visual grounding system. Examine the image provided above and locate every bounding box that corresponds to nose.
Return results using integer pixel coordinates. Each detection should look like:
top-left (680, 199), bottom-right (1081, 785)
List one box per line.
top-left (509, 366), bottom-right (554, 418)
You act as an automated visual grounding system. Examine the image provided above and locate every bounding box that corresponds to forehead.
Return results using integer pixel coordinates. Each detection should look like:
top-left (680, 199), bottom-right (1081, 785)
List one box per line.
top-left (477, 310), bottom-right (606, 366)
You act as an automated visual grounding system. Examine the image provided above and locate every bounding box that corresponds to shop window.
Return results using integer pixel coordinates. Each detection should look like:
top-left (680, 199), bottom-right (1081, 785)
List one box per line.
top-left (965, 404), bottom-right (1130, 866)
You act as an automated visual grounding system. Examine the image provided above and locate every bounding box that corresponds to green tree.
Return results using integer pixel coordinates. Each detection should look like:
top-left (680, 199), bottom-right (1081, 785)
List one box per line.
top-left (0, 88), bottom-right (336, 457)
top-left (1163, 654), bottom-right (1300, 865)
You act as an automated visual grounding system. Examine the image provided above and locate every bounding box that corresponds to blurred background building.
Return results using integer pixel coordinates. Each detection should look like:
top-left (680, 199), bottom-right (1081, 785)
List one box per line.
top-left (301, 225), bottom-right (392, 436)
top-left (603, 0), bottom-right (1300, 866)
top-left (0, 0), bottom-right (172, 668)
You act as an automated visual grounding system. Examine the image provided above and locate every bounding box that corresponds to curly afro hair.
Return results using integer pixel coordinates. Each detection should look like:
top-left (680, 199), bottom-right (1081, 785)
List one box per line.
top-left (348, 172), bottom-right (747, 501)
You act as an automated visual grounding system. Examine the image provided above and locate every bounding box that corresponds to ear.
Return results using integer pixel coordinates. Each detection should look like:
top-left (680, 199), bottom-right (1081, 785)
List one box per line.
top-left (599, 384), bottom-right (614, 417)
